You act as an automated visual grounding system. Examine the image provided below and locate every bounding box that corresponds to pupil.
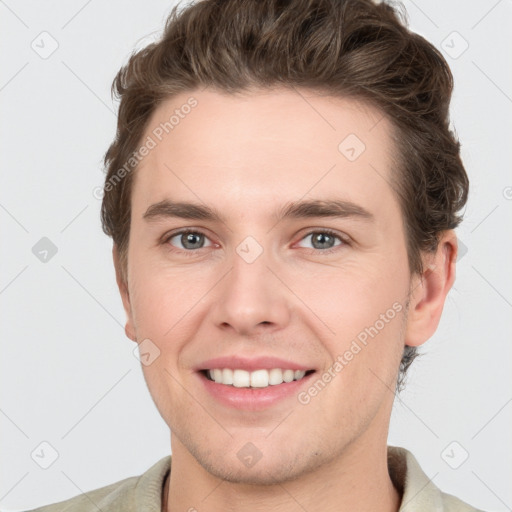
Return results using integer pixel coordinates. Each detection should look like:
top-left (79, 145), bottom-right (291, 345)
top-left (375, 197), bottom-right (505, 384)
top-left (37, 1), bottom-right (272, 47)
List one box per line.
top-left (313, 232), bottom-right (333, 249)
top-left (183, 233), bottom-right (203, 249)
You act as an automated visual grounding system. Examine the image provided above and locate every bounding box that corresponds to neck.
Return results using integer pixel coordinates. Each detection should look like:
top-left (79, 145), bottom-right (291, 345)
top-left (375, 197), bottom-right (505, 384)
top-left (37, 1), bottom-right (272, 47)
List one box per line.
top-left (164, 435), bottom-right (401, 512)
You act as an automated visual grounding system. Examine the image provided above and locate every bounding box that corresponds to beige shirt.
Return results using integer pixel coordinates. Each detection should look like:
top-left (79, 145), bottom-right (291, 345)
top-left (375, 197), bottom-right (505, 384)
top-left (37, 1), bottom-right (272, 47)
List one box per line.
top-left (23, 446), bottom-right (483, 511)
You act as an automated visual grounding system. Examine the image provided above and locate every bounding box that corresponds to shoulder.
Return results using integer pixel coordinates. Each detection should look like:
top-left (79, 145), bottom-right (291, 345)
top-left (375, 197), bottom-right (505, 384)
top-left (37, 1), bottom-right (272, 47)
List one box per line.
top-left (388, 446), bottom-right (485, 512)
top-left (23, 476), bottom-right (138, 512)
top-left (439, 490), bottom-right (486, 512)
top-left (20, 456), bottom-right (171, 512)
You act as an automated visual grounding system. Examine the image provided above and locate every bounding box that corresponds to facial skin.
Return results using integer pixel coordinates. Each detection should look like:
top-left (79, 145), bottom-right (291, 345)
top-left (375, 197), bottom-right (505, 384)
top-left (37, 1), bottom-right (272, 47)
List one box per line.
top-left (113, 88), bottom-right (457, 511)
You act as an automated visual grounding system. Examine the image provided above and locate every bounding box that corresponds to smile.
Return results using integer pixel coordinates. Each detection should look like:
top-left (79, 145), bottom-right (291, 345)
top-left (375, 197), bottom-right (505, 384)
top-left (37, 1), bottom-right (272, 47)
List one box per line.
top-left (203, 368), bottom-right (315, 388)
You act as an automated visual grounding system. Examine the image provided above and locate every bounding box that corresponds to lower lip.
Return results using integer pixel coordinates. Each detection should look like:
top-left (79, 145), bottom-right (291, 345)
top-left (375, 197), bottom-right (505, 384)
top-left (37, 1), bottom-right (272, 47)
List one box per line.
top-left (197, 371), bottom-right (316, 411)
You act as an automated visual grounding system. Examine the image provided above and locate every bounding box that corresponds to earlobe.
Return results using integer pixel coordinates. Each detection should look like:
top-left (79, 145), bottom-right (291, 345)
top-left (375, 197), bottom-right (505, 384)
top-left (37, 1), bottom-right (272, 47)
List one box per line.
top-left (112, 244), bottom-right (137, 343)
top-left (404, 231), bottom-right (458, 347)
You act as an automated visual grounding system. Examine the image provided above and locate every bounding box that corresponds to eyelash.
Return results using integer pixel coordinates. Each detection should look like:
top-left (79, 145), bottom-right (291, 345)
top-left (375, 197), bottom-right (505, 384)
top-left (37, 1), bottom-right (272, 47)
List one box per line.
top-left (161, 228), bottom-right (350, 256)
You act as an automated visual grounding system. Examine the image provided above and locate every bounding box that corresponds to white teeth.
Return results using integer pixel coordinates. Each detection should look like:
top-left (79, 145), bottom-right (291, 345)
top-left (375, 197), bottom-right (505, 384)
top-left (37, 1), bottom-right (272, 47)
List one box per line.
top-left (222, 368), bottom-right (233, 385)
top-left (283, 369), bottom-right (295, 383)
top-left (250, 369), bottom-right (269, 388)
top-left (205, 368), bottom-right (311, 387)
top-left (268, 368), bottom-right (283, 385)
top-left (233, 369), bottom-right (251, 388)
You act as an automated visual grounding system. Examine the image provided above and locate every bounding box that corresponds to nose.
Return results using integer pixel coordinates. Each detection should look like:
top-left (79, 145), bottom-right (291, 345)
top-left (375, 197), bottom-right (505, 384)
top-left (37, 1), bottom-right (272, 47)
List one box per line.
top-left (210, 245), bottom-right (291, 337)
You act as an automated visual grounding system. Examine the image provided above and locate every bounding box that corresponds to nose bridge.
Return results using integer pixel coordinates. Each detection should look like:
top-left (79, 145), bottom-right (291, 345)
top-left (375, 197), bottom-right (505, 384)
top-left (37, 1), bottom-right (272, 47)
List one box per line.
top-left (211, 236), bottom-right (290, 334)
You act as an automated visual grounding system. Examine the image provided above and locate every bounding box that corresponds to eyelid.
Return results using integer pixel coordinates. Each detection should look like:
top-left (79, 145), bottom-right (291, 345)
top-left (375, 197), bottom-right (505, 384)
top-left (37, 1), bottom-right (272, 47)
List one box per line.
top-left (297, 227), bottom-right (351, 243)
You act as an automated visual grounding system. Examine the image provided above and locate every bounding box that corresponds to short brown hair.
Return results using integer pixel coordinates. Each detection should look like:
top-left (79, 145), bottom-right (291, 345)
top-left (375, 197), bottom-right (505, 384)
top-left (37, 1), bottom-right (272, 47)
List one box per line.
top-left (101, 0), bottom-right (469, 390)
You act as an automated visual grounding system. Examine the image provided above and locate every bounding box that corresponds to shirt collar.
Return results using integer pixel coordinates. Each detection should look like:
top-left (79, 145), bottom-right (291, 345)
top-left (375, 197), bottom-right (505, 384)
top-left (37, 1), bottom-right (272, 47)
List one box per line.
top-left (139, 446), bottom-right (461, 511)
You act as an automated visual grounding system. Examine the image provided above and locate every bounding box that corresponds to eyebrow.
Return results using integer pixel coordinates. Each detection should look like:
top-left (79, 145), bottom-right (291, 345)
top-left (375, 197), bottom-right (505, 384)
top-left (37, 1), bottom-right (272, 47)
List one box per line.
top-left (142, 198), bottom-right (374, 224)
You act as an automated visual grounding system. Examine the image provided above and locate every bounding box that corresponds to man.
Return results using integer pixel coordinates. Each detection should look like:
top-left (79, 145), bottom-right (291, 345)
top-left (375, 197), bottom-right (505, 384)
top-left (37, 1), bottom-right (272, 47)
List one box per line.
top-left (26, 0), bottom-right (481, 510)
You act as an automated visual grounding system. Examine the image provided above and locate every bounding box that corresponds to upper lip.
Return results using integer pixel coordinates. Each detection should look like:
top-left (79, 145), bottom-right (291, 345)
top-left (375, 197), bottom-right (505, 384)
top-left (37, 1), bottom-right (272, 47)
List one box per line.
top-left (195, 356), bottom-right (315, 372)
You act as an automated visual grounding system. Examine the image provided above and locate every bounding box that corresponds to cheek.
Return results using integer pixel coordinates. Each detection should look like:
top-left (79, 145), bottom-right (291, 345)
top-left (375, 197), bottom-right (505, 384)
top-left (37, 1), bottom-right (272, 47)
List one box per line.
top-left (128, 253), bottom-right (211, 336)
top-left (292, 256), bottom-right (408, 385)
top-left (129, 269), bottom-right (196, 412)
top-left (294, 256), bottom-right (407, 331)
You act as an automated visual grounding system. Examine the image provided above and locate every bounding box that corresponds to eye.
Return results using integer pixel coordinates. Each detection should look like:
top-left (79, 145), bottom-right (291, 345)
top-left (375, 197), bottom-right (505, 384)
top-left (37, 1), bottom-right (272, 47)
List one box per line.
top-left (164, 230), bottom-right (214, 251)
top-left (161, 228), bottom-right (348, 255)
top-left (296, 229), bottom-right (347, 252)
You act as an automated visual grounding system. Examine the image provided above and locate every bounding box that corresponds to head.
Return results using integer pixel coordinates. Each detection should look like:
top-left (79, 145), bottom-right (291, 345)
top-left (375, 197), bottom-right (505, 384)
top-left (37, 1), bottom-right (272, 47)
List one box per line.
top-left (101, 0), bottom-right (468, 484)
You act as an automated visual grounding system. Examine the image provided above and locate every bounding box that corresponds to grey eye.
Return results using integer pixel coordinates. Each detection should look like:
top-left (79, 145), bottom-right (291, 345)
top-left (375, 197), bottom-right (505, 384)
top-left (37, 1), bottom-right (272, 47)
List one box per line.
top-left (298, 231), bottom-right (342, 250)
top-left (168, 231), bottom-right (212, 250)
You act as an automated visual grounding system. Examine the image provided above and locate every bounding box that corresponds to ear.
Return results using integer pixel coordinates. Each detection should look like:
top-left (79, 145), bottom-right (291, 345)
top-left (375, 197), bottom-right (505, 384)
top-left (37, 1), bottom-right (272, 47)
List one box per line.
top-left (112, 244), bottom-right (137, 343)
top-left (404, 230), bottom-right (458, 347)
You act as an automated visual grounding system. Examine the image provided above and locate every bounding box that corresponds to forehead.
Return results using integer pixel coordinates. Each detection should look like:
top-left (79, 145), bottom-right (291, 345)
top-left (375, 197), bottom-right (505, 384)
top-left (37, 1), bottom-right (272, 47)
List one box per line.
top-left (131, 87), bottom-right (399, 222)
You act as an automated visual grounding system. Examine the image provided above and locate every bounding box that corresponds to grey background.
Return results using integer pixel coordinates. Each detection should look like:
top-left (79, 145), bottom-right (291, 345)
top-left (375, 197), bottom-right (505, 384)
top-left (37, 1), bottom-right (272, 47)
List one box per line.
top-left (1, 0), bottom-right (511, 510)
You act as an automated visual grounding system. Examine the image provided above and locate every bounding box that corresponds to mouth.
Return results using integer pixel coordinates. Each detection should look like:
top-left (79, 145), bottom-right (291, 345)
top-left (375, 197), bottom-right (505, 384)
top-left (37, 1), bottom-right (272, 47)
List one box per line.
top-left (199, 368), bottom-right (316, 388)
top-left (196, 366), bottom-right (318, 410)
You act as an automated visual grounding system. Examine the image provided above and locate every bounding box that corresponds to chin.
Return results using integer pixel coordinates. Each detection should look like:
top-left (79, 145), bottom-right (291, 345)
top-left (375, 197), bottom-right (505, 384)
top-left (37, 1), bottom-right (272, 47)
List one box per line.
top-left (195, 447), bottom-right (329, 486)
top-left (204, 460), bottom-right (302, 486)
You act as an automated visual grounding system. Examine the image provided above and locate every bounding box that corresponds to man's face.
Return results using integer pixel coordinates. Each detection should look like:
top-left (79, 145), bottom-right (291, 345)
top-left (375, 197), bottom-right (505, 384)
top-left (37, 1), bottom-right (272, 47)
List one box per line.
top-left (119, 88), bottom-right (413, 484)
